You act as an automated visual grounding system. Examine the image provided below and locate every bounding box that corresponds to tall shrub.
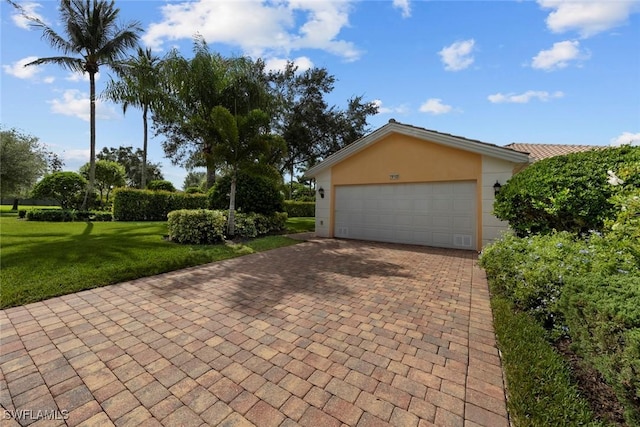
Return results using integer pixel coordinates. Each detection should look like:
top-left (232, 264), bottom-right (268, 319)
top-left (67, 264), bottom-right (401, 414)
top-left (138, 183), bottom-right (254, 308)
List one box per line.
top-left (494, 146), bottom-right (640, 236)
top-left (208, 172), bottom-right (284, 215)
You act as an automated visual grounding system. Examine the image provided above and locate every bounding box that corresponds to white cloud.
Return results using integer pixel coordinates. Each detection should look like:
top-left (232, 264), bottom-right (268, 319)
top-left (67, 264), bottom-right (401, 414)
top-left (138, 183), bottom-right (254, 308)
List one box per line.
top-left (264, 56), bottom-right (314, 73)
top-left (372, 99), bottom-right (409, 115)
top-left (419, 98), bottom-right (453, 115)
top-left (488, 90), bottom-right (564, 103)
top-left (61, 149), bottom-right (90, 163)
top-left (538, 1), bottom-right (639, 38)
top-left (11, 2), bottom-right (47, 30)
top-left (610, 131), bottom-right (640, 146)
top-left (2, 56), bottom-right (40, 79)
top-left (43, 76), bottom-right (55, 84)
top-left (143, 0), bottom-right (361, 61)
top-left (393, 0), bottom-right (411, 18)
top-left (438, 39), bottom-right (475, 71)
top-left (531, 40), bottom-right (589, 70)
top-left (66, 71), bottom-right (101, 82)
top-left (49, 89), bottom-right (118, 122)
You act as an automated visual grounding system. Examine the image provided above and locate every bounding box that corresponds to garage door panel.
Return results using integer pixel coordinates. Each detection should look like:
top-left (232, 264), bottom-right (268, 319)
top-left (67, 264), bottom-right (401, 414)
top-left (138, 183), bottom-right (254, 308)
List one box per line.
top-left (334, 182), bottom-right (476, 249)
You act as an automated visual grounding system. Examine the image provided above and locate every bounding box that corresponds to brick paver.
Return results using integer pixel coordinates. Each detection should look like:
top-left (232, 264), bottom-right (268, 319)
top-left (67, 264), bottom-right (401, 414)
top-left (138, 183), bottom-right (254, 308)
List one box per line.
top-left (0, 238), bottom-right (509, 426)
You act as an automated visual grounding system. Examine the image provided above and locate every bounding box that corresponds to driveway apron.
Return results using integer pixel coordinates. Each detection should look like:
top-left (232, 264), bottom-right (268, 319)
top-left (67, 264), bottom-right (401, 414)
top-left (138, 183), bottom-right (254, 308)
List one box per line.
top-left (0, 238), bottom-right (509, 427)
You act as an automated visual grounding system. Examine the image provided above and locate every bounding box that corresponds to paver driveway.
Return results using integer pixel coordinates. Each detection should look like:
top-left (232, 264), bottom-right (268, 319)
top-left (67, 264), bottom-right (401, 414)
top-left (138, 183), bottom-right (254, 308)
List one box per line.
top-left (1, 238), bottom-right (509, 427)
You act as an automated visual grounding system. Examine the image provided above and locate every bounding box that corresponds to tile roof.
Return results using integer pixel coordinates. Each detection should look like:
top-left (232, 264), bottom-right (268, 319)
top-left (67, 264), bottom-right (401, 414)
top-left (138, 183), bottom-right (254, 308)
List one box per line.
top-left (505, 143), bottom-right (601, 162)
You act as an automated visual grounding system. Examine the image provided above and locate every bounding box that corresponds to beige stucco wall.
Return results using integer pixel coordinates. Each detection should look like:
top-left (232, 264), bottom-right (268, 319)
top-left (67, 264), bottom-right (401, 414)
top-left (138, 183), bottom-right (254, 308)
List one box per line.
top-left (331, 133), bottom-right (482, 185)
top-left (314, 169), bottom-right (332, 237)
top-left (481, 156), bottom-right (516, 246)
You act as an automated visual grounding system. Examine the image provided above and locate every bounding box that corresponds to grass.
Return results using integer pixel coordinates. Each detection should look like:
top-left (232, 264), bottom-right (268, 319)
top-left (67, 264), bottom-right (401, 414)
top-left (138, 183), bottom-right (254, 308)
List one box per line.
top-left (284, 216), bottom-right (315, 233)
top-left (490, 295), bottom-right (604, 427)
top-left (0, 213), bottom-right (314, 308)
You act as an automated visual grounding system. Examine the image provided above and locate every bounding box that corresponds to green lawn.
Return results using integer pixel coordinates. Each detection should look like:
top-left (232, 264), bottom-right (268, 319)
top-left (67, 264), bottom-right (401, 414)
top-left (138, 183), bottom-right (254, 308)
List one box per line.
top-left (284, 216), bottom-right (315, 233)
top-left (0, 213), bottom-right (314, 308)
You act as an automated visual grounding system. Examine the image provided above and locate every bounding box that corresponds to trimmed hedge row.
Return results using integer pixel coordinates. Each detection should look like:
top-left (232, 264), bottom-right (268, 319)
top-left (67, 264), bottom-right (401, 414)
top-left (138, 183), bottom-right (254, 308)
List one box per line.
top-left (283, 201), bottom-right (315, 217)
top-left (24, 209), bottom-right (113, 222)
top-left (167, 210), bottom-right (288, 244)
top-left (113, 189), bottom-right (207, 221)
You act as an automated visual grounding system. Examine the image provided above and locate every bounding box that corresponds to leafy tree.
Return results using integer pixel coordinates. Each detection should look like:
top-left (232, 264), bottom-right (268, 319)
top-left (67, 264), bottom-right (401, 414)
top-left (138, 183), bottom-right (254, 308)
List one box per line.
top-left (31, 171), bottom-right (87, 209)
top-left (10, 0), bottom-right (141, 209)
top-left (183, 171), bottom-right (206, 191)
top-left (97, 146), bottom-right (163, 188)
top-left (208, 106), bottom-right (284, 235)
top-left (79, 159), bottom-right (125, 203)
top-left (153, 38), bottom-right (228, 189)
top-left (102, 47), bottom-right (162, 188)
top-left (147, 180), bottom-right (176, 192)
top-left (0, 128), bottom-right (61, 208)
top-left (154, 39), bottom-right (276, 190)
top-left (270, 62), bottom-right (378, 197)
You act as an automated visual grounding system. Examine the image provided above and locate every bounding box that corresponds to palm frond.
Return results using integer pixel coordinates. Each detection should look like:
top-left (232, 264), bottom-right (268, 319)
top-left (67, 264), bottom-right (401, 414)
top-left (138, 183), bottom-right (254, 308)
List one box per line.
top-left (26, 56), bottom-right (85, 73)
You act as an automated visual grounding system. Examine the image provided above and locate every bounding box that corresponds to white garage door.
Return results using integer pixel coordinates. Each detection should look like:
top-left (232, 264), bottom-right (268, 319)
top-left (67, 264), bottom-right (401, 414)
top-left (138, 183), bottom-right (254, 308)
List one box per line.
top-left (334, 182), bottom-right (476, 249)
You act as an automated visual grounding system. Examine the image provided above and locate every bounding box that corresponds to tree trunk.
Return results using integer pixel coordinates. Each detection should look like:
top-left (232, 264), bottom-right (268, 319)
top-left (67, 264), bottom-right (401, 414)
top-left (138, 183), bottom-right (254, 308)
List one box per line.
top-left (141, 106), bottom-right (148, 189)
top-left (227, 170), bottom-right (237, 237)
top-left (290, 162), bottom-right (294, 200)
top-left (82, 72), bottom-right (97, 210)
top-left (206, 166), bottom-right (216, 190)
top-left (12, 198), bottom-right (18, 210)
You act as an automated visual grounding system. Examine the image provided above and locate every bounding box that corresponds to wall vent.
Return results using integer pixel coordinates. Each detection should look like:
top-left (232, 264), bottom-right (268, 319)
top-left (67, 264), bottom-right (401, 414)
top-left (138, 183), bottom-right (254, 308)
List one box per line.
top-left (454, 234), bottom-right (472, 248)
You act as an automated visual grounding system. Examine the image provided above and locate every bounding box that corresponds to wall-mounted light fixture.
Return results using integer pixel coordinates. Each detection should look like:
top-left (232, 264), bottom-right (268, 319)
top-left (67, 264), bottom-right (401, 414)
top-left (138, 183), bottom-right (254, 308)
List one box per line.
top-left (493, 180), bottom-right (502, 196)
top-left (318, 187), bottom-right (325, 199)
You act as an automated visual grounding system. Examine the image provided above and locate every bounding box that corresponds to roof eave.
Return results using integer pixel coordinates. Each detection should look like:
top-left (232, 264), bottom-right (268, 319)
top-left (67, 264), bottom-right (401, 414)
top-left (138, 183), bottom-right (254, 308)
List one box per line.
top-left (305, 122), bottom-right (530, 178)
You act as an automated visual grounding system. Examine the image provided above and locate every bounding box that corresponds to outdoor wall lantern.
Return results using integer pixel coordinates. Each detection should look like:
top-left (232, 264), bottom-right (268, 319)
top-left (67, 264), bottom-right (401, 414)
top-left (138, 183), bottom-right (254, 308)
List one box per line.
top-left (318, 187), bottom-right (325, 199)
top-left (493, 180), bottom-right (502, 196)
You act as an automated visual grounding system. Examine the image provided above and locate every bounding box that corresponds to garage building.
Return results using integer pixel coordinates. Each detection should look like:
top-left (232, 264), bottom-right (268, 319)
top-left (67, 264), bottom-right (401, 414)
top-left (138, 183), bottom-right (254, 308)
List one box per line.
top-left (304, 120), bottom-right (531, 251)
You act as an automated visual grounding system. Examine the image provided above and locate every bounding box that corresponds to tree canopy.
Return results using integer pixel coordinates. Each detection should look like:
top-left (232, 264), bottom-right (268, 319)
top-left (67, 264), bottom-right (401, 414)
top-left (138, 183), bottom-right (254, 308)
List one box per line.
top-left (79, 159), bottom-right (125, 202)
top-left (0, 127), bottom-right (62, 199)
top-left (97, 146), bottom-right (163, 188)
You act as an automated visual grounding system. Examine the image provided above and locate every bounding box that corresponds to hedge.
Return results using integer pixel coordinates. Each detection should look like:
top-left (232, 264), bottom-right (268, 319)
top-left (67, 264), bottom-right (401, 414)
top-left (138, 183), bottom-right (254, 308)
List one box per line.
top-left (560, 274), bottom-right (640, 424)
top-left (167, 210), bottom-right (288, 244)
top-left (283, 201), bottom-right (315, 217)
top-left (112, 189), bottom-right (207, 221)
top-left (494, 145), bottom-right (640, 236)
top-left (24, 209), bottom-right (113, 222)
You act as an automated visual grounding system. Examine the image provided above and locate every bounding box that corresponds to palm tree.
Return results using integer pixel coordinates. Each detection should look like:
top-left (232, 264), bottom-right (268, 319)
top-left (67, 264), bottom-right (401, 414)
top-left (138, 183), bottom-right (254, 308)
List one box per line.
top-left (10, 0), bottom-right (141, 209)
top-left (103, 47), bottom-right (161, 189)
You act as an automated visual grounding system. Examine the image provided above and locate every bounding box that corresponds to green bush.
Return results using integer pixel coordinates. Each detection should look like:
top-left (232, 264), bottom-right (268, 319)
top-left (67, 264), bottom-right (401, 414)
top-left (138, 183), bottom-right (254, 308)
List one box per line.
top-left (560, 274), bottom-right (640, 424)
top-left (24, 209), bottom-right (112, 222)
top-left (31, 171), bottom-right (88, 210)
top-left (147, 180), bottom-right (176, 192)
top-left (166, 209), bottom-right (287, 245)
top-left (208, 172), bottom-right (284, 215)
top-left (112, 189), bottom-right (207, 221)
top-left (283, 201), bottom-right (315, 217)
top-left (233, 213), bottom-right (258, 239)
top-left (479, 231), bottom-right (591, 329)
top-left (18, 209), bottom-right (26, 219)
top-left (167, 209), bottom-right (226, 244)
top-left (26, 209), bottom-right (73, 222)
top-left (494, 146), bottom-right (640, 236)
top-left (184, 187), bottom-right (203, 194)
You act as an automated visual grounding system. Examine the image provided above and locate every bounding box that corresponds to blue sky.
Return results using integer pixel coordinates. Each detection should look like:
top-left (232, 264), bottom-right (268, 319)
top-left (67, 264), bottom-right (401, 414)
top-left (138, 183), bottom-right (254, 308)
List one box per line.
top-left (2, 0), bottom-right (639, 189)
